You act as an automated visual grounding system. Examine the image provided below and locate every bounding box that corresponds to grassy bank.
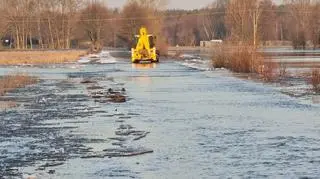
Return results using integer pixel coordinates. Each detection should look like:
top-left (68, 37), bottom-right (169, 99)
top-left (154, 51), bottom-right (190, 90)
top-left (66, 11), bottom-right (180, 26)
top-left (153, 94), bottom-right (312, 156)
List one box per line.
top-left (0, 50), bottom-right (87, 65)
top-left (0, 74), bottom-right (38, 96)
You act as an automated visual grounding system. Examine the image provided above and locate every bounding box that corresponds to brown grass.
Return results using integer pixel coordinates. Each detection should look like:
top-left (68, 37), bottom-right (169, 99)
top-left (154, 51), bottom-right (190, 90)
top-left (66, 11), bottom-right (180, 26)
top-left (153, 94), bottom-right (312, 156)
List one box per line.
top-left (212, 44), bottom-right (279, 81)
top-left (211, 45), bottom-right (230, 69)
top-left (0, 73), bottom-right (38, 96)
top-left (310, 69), bottom-right (320, 92)
top-left (0, 50), bottom-right (88, 65)
top-left (0, 101), bottom-right (17, 110)
top-left (260, 61), bottom-right (279, 82)
top-left (212, 44), bottom-right (264, 73)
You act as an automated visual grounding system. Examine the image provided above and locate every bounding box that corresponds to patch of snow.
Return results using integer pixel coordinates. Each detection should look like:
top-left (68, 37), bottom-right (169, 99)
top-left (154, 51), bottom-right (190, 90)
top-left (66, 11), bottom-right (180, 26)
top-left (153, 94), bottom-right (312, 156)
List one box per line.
top-left (179, 58), bottom-right (213, 71)
top-left (179, 54), bottom-right (201, 60)
top-left (97, 51), bottom-right (117, 64)
top-left (87, 54), bottom-right (99, 59)
top-left (77, 57), bottom-right (91, 64)
top-left (78, 51), bottom-right (117, 64)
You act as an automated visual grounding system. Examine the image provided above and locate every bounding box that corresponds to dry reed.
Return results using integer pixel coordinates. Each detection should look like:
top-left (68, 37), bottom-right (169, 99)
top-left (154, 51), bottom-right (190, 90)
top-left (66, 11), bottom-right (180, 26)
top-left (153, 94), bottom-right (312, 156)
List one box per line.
top-left (310, 69), bottom-right (320, 92)
top-left (0, 73), bottom-right (37, 96)
top-left (211, 44), bottom-right (279, 81)
top-left (212, 44), bottom-right (264, 73)
top-left (0, 101), bottom-right (17, 109)
top-left (0, 50), bottom-right (87, 65)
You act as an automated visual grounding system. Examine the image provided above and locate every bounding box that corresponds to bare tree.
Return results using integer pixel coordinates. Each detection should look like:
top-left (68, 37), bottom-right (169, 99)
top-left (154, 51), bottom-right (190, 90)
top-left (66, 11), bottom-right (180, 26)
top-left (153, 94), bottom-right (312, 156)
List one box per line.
top-left (200, 0), bottom-right (228, 41)
top-left (309, 1), bottom-right (320, 49)
top-left (285, 0), bottom-right (313, 49)
top-left (259, 0), bottom-right (277, 42)
top-left (0, 1), bottom-right (7, 48)
top-left (3, 0), bottom-right (32, 49)
top-left (226, 0), bottom-right (263, 46)
top-left (119, 0), bottom-right (166, 47)
top-left (79, 0), bottom-right (110, 52)
top-left (119, 0), bottom-right (150, 45)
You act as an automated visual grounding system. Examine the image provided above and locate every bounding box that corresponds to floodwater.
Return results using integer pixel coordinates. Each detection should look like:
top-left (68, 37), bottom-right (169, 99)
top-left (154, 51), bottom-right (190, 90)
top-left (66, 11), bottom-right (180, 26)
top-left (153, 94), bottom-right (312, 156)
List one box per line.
top-left (1, 50), bottom-right (320, 179)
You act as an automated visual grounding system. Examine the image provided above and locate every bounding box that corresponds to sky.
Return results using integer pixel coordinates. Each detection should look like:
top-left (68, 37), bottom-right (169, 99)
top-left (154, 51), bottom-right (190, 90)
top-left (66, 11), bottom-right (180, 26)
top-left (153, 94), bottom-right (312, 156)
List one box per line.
top-left (107, 0), bottom-right (283, 10)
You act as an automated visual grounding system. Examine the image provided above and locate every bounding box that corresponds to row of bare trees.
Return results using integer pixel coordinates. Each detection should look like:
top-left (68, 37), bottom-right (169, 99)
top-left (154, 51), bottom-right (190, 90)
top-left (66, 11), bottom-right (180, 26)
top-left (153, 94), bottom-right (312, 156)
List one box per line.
top-left (284, 0), bottom-right (320, 49)
top-left (0, 0), bottom-right (84, 49)
top-left (0, 0), bottom-right (320, 50)
top-left (165, 0), bottom-right (320, 49)
top-left (0, 0), bottom-right (166, 51)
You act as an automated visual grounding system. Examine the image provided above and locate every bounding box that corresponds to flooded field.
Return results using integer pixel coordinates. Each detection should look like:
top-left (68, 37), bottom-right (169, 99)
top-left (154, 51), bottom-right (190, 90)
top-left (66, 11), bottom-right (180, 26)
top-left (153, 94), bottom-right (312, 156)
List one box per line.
top-left (1, 50), bottom-right (320, 178)
top-left (263, 48), bottom-right (320, 68)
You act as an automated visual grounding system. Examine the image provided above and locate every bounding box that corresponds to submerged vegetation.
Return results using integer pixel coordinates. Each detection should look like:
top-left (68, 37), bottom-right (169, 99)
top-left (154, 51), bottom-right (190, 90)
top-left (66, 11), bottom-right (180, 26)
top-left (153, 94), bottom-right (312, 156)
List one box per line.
top-left (0, 73), bottom-right (37, 96)
top-left (310, 69), bottom-right (320, 93)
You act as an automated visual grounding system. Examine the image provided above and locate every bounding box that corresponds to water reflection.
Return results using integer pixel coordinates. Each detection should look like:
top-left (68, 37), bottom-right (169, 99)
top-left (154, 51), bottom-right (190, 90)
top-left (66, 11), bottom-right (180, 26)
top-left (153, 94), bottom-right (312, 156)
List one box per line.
top-left (131, 63), bottom-right (157, 70)
top-left (312, 96), bottom-right (320, 104)
top-left (130, 75), bottom-right (153, 85)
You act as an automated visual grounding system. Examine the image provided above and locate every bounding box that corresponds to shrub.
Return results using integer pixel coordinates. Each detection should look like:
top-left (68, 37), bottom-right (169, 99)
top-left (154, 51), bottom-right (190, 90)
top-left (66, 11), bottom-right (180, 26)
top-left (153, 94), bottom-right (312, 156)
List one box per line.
top-left (156, 39), bottom-right (169, 57)
top-left (211, 45), bottom-right (230, 68)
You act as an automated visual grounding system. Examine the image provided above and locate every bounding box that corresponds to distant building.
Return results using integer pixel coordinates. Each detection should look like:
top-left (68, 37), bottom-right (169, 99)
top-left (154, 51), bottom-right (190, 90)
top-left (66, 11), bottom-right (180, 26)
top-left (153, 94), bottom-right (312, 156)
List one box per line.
top-left (1, 36), bottom-right (40, 48)
top-left (200, 40), bottom-right (223, 48)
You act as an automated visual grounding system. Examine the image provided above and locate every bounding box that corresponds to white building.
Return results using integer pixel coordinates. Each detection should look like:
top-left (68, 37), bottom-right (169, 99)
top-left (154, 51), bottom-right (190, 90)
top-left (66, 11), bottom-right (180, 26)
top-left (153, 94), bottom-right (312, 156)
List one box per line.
top-left (200, 40), bottom-right (223, 48)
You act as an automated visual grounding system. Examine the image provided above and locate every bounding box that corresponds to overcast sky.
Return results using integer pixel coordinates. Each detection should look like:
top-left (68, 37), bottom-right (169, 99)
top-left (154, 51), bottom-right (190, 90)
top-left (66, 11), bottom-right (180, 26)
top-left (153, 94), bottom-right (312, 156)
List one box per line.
top-left (107, 0), bottom-right (283, 10)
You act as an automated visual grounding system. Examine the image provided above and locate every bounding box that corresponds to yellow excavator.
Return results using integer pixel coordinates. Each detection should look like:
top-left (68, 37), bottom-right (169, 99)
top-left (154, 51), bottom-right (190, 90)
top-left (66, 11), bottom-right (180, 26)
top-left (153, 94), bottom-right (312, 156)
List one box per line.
top-left (131, 27), bottom-right (159, 63)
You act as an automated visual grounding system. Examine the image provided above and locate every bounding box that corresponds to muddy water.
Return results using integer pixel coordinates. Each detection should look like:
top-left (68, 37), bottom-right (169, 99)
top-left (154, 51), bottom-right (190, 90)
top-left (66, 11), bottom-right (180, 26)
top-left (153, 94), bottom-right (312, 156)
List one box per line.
top-left (1, 54), bottom-right (320, 178)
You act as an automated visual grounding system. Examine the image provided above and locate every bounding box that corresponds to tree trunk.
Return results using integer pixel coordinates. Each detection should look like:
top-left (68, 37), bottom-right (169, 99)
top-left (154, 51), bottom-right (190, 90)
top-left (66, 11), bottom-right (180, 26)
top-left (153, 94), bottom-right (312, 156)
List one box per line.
top-left (62, 17), bottom-right (65, 49)
top-left (253, 11), bottom-right (257, 48)
top-left (29, 24), bottom-right (33, 50)
top-left (15, 25), bottom-right (20, 49)
top-left (37, 16), bottom-right (43, 48)
top-left (48, 18), bottom-right (54, 49)
top-left (66, 18), bottom-right (70, 49)
top-left (22, 18), bottom-right (25, 49)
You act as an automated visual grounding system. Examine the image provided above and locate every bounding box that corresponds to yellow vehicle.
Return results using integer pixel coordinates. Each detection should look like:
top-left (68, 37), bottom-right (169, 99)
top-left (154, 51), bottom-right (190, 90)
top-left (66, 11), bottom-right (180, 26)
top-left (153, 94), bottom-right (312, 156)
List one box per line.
top-left (131, 27), bottom-right (159, 63)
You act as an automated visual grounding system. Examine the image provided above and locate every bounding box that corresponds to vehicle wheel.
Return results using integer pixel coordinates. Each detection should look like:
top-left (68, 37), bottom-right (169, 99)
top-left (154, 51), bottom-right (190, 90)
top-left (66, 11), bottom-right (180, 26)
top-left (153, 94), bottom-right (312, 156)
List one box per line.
top-left (133, 60), bottom-right (139, 64)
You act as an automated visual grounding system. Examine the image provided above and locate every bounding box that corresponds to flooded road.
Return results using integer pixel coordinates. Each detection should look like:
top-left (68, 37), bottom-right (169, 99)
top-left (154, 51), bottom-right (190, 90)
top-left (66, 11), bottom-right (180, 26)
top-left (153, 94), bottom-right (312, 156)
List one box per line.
top-left (1, 54), bottom-right (320, 178)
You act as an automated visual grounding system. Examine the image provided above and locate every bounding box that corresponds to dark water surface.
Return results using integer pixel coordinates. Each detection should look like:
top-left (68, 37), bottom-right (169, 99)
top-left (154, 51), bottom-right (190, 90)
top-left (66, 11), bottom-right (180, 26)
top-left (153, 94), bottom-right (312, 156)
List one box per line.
top-left (0, 57), bottom-right (320, 178)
